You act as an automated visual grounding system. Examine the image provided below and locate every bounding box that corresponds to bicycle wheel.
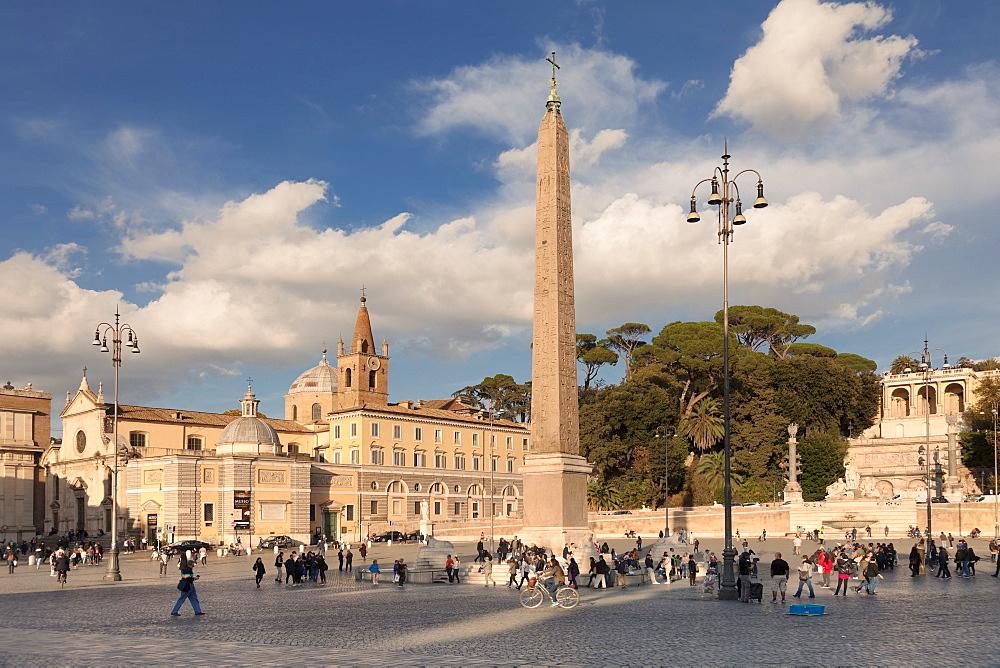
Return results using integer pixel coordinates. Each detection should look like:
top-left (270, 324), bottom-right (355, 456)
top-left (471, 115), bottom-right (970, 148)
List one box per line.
top-left (556, 586), bottom-right (579, 608)
top-left (519, 586), bottom-right (544, 608)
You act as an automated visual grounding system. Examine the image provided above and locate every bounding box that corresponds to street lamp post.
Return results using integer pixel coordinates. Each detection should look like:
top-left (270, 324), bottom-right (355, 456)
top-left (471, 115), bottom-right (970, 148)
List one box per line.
top-left (992, 405), bottom-right (998, 539)
top-left (657, 426), bottom-right (674, 538)
top-left (92, 307), bottom-right (141, 582)
top-left (686, 145), bottom-right (768, 600)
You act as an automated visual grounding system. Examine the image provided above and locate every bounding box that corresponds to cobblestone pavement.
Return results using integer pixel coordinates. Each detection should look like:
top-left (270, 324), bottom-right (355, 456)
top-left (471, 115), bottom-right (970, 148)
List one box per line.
top-left (1, 536), bottom-right (997, 666)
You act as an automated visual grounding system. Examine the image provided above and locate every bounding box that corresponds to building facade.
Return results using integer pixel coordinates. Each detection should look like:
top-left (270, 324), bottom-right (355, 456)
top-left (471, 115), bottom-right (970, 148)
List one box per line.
top-left (43, 298), bottom-right (528, 546)
top-left (0, 382), bottom-right (51, 541)
top-left (840, 364), bottom-right (998, 501)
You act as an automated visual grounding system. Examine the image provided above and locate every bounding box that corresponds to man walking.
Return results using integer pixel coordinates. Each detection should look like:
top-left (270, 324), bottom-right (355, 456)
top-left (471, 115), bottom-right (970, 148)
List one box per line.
top-left (792, 555), bottom-right (816, 598)
top-left (345, 549), bottom-right (354, 572)
top-left (738, 551), bottom-right (753, 602)
top-left (482, 555), bottom-right (495, 587)
top-left (769, 552), bottom-right (790, 603)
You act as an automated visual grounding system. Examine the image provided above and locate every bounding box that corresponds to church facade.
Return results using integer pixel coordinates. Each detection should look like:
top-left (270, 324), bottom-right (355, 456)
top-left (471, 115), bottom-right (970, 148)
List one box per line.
top-left (43, 298), bottom-right (528, 546)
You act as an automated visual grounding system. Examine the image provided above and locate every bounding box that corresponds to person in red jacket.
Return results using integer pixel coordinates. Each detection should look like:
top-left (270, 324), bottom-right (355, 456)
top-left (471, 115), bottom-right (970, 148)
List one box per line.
top-left (817, 550), bottom-right (834, 588)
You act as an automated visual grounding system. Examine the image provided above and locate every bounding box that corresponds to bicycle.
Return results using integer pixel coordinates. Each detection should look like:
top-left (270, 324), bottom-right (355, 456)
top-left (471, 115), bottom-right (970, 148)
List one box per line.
top-left (518, 579), bottom-right (579, 609)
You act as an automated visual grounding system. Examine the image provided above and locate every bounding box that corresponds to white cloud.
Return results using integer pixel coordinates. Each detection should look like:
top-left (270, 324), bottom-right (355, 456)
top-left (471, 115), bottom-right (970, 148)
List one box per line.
top-left (571, 188), bottom-right (937, 332)
top-left (714, 0), bottom-right (921, 138)
top-left (414, 43), bottom-right (665, 145)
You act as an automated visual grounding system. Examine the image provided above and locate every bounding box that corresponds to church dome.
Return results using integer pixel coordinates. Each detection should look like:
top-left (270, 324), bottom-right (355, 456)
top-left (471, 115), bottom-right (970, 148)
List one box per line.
top-left (216, 383), bottom-right (280, 455)
top-left (288, 350), bottom-right (337, 394)
top-left (218, 416), bottom-right (280, 446)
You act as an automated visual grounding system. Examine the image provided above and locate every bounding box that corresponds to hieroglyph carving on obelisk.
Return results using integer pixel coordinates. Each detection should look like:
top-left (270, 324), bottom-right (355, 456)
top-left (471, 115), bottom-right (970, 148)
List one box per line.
top-left (531, 52), bottom-right (579, 456)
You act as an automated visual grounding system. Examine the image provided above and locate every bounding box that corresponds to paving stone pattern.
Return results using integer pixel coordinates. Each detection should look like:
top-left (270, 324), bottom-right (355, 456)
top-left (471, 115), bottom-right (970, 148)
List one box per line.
top-left (0, 537), bottom-right (996, 666)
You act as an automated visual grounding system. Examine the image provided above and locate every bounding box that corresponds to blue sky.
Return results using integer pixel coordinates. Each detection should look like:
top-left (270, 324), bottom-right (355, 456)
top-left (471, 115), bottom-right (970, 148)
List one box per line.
top-left (2, 0), bottom-right (999, 436)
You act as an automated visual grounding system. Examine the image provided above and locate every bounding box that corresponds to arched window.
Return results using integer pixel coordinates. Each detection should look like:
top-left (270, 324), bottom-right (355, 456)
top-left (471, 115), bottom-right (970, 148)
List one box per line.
top-left (917, 386), bottom-right (938, 415)
top-left (430, 482), bottom-right (445, 494)
top-left (369, 370), bottom-right (376, 389)
top-left (345, 368), bottom-right (352, 388)
top-left (387, 481), bottom-right (405, 493)
top-left (75, 430), bottom-right (86, 454)
top-left (186, 436), bottom-right (203, 451)
top-left (312, 403), bottom-right (322, 421)
top-left (361, 340), bottom-right (369, 353)
top-left (292, 405), bottom-right (298, 421)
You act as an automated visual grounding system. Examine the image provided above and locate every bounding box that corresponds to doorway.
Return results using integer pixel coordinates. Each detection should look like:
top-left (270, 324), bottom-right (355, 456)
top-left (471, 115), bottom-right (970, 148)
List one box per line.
top-left (323, 511), bottom-right (339, 541)
top-left (146, 514), bottom-right (158, 545)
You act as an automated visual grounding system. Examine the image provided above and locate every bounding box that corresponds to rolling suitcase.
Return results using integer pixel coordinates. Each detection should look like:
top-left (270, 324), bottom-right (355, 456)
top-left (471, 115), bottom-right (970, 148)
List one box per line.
top-left (748, 579), bottom-right (764, 602)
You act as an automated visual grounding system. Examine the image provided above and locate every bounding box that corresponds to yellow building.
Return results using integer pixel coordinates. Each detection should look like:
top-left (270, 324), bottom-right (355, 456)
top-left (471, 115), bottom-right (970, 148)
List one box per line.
top-left (0, 382), bottom-right (51, 542)
top-left (45, 297), bottom-right (528, 546)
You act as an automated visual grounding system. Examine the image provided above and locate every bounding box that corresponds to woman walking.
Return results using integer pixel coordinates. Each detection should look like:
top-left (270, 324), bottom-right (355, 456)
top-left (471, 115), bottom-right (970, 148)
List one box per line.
top-left (936, 547), bottom-right (951, 578)
top-left (252, 557), bottom-right (266, 588)
top-left (834, 552), bottom-right (852, 596)
top-left (482, 556), bottom-right (495, 587)
top-left (567, 557), bottom-right (580, 588)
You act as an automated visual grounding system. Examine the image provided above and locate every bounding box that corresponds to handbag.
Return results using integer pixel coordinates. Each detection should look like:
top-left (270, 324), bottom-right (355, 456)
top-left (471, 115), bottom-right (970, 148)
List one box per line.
top-left (177, 578), bottom-right (192, 592)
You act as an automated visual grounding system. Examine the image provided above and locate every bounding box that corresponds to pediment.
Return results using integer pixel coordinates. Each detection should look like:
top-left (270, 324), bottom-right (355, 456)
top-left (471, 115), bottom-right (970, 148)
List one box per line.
top-left (59, 390), bottom-right (101, 419)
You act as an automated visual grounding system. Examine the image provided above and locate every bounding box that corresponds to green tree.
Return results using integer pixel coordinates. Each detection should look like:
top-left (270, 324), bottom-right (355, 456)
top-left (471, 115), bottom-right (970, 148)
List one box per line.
top-left (737, 477), bottom-right (780, 504)
top-left (587, 480), bottom-right (623, 511)
top-left (451, 374), bottom-right (531, 422)
top-left (716, 305), bottom-right (816, 358)
top-left (785, 342), bottom-right (837, 358)
top-left (576, 333), bottom-right (618, 390)
top-left (695, 451), bottom-right (744, 503)
top-left (641, 320), bottom-right (736, 418)
top-left (677, 397), bottom-right (724, 451)
top-left (771, 355), bottom-right (879, 437)
top-left (730, 351), bottom-right (787, 479)
top-left (798, 432), bottom-right (848, 501)
top-left (960, 431), bottom-right (994, 470)
top-left (889, 355), bottom-right (919, 373)
top-left (604, 323), bottom-right (651, 382)
top-left (579, 379), bottom-right (677, 483)
top-left (834, 353), bottom-right (878, 374)
top-left (223, 408), bottom-right (267, 418)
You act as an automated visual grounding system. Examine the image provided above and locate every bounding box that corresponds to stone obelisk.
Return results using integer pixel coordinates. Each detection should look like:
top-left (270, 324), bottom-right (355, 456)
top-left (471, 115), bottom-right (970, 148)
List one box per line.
top-left (520, 54), bottom-right (594, 555)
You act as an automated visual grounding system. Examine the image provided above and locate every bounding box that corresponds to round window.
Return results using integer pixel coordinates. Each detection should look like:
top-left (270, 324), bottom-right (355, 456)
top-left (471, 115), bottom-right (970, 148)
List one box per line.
top-left (413, 483), bottom-right (421, 492)
top-left (370, 481), bottom-right (379, 490)
top-left (75, 430), bottom-right (86, 454)
top-left (454, 485), bottom-right (460, 493)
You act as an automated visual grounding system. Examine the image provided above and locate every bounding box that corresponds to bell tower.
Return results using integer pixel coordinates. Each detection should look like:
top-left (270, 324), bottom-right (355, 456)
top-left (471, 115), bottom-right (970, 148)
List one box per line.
top-left (336, 293), bottom-right (389, 408)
